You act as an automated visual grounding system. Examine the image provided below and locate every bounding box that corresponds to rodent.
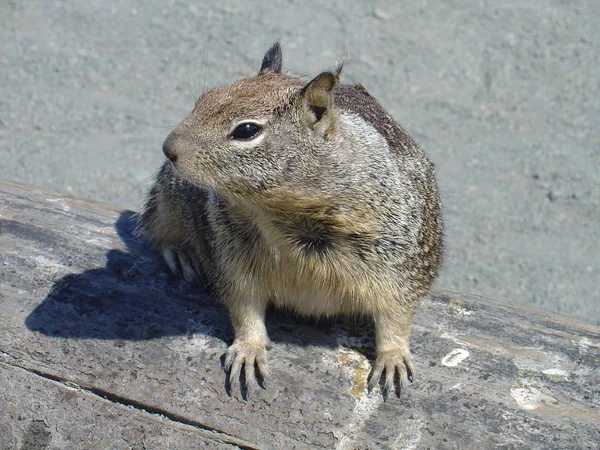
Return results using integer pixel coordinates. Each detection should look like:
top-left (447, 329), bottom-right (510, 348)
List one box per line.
top-left (137, 43), bottom-right (443, 399)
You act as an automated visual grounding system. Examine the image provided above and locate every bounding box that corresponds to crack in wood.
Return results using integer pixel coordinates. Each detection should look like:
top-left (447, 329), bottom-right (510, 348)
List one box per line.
top-left (0, 358), bottom-right (259, 450)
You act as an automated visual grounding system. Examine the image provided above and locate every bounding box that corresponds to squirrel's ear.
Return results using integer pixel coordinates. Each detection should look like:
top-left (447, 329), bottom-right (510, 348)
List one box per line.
top-left (299, 72), bottom-right (338, 137)
top-left (259, 42), bottom-right (283, 75)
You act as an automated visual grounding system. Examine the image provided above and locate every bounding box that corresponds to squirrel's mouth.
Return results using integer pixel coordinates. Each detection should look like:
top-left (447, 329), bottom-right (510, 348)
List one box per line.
top-left (167, 161), bottom-right (211, 190)
top-left (167, 159), bottom-right (253, 200)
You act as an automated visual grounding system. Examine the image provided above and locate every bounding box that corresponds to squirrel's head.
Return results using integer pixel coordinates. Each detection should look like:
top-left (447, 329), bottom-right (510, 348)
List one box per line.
top-left (162, 43), bottom-right (344, 202)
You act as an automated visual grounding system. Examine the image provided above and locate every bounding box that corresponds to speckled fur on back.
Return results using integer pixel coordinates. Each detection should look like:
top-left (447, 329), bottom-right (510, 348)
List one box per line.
top-left (138, 43), bottom-right (443, 399)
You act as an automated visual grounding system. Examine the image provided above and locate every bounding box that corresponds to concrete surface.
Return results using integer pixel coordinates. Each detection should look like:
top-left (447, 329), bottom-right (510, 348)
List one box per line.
top-left (0, 0), bottom-right (598, 323)
top-left (1, 180), bottom-right (599, 449)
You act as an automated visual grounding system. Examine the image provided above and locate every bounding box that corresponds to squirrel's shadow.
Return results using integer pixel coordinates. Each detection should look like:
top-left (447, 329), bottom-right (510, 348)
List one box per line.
top-left (25, 211), bottom-right (367, 352)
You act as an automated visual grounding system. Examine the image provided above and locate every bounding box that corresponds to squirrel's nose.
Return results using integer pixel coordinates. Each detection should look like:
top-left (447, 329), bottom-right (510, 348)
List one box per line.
top-left (162, 134), bottom-right (178, 162)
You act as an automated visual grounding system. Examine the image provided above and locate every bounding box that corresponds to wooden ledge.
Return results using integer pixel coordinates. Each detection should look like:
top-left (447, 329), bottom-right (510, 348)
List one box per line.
top-left (0, 180), bottom-right (598, 449)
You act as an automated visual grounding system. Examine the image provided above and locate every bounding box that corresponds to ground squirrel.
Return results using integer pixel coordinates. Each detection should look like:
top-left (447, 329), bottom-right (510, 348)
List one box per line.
top-left (138, 43), bottom-right (443, 399)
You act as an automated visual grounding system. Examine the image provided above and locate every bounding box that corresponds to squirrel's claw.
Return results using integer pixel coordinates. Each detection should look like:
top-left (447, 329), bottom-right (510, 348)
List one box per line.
top-left (162, 247), bottom-right (204, 285)
top-left (223, 342), bottom-right (268, 399)
top-left (367, 351), bottom-right (414, 401)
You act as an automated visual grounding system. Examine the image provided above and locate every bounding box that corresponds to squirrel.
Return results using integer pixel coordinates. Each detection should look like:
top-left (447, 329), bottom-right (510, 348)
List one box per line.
top-left (137, 43), bottom-right (443, 399)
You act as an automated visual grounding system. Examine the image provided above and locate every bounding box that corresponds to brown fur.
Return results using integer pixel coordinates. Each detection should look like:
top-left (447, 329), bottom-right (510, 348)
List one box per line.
top-left (137, 43), bottom-right (443, 399)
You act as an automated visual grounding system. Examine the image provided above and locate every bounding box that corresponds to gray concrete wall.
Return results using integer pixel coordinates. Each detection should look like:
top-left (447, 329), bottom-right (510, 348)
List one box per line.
top-left (0, 0), bottom-right (598, 323)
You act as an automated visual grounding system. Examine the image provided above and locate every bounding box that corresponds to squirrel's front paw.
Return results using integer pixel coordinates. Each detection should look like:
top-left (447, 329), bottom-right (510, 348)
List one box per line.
top-left (223, 341), bottom-right (268, 398)
top-left (162, 247), bottom-right (204, 285)
top-left (367, 348), bottom-right (414, 400)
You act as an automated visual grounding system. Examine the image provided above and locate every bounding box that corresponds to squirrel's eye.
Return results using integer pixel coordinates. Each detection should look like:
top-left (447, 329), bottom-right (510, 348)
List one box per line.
top-left (230, 122), bottom-right (262, 140)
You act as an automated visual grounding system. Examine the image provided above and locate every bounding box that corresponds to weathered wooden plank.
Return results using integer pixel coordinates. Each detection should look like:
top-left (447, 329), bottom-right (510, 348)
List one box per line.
top-left (0, 363), bottom-right (241, 449)
top-left (0, 179), bottom-right (599, 449)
